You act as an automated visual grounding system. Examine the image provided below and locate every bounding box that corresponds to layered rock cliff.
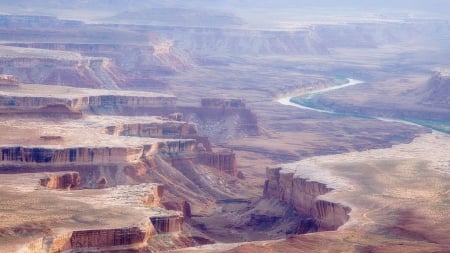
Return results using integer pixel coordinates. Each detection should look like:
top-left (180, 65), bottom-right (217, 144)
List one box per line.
top-left (195, 151), bottom-right (237, 176)
top-left (105, 121), bottom-right (198, 139)
top-left (27, 222), bottom-right (152, 253)
top-left (0, 146), bottom-right (137, 164)
top-left (150, 215), bottom-right (184, 234)
top-left (263, 166), bottom-right (351, 232)
top-left (0, 139), bottom-right (196, 165)
top-left (143, 184), bottom-right (192, 219)
top-left (40, 172), bottom-right (81, 190)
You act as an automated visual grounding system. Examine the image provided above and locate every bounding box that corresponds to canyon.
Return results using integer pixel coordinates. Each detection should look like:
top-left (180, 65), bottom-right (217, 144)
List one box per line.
top-left (0, 2), bottom-right (449, 252)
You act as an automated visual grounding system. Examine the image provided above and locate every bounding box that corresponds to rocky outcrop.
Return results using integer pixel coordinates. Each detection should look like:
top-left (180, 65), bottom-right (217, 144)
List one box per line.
top-left (155, 140), bottom-right (197, 154)
top-left (195, 151), bottom-right (237, 176)
top-left (0, 139), bottom-right (199, 189)
top-left (0, 104), bottom-right (82, 119)
top-left (27, 223), bottom-right (151, 253)
top-left (0, 89), bottom-right (176, 111)
top-left (0, 140), bottom-right (196, 165)
top-left (0, 95), bottom-right (69, 108)
top-left (150, 215), bottom-right (183, 234)
top-left (143, 185), bottom-right (192, 219)
top-left (161, 201), bottom-right (192, 219)
top-left (0, 146), bottom-right (137, 164)
top-left (69, 226), bottom-right (150, 249)
top-left (40, 172), bottom-right (80, 190)
top-left (0, 74), bottom-right (19, 86)
top-left (70, 95), bottom-right (177, 109)
top-left (105, 121), bottom-right (198, 139)
top-left (143, 184), bottom-right (165, 206)
top-left (106, 121), bottom-right (213, 152)
top-left (263, 166), bottom-right (351, 232)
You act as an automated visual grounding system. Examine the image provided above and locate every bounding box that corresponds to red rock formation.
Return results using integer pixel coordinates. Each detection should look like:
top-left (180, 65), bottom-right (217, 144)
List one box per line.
top-left (150, 215), bottom-right (184, 233)
top-left (143, 184), bottom-right (165, 206)
top-left (70, 227), bottom-right (149, 249)
top-left (0, 141), bottom-right (195, 165)
top-left (195, 151), bottom-right (237, 176)
top-left (0, 91), bottom-right (176, 112)
top-left (161, 201), bottom-right (192, 219)
top-left (143, 185), bottom-right (192, 218)
top-left (40, 172), bottom-right (80, 190)
top-left (0, 146), bottom-right (136, 164)
top-left (263, 166), bottom-right (351, 232)
top-left (106, 122), bottom-right (213, 152)
top-left (27, 224), bottom-right (151, 253)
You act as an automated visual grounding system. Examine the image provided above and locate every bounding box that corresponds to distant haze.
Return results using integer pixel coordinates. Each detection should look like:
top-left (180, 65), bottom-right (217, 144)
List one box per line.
top-left (0, 0), bottom-right (449, 14)
top-left (0, 0), bottom-right (448, 28)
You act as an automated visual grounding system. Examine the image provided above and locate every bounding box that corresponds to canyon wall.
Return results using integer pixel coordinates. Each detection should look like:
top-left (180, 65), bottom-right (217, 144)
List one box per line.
top-left (105, 122), bottom-right (198, 139)
top-left (0, 92), bottom-right (176, 111)
top-left (0, 139), bottom-right (198, 188)
top-left (150, 215), bottom-right (184, 234)
top-left (40, 172), bottom-right (81, 189)
top-left (195, 151), bottom-right (237, 176)
top-left (0, 140), bottom-right (197, 165)
top-left (144, 184), bottom-right (192, 219)
top-left (27, 223), bottom-right (151, 253)
top-left (0, 146), bottom-right (138, 164)
top-left (0, 95), bottom-right (70, 108)
top-left (0, 104), bottom-right (83, 119)
top-left (70, 95), bottom-right (177, 109)
top-left (263, 166), bottom-right (351, 232)
top-left (105, 122), bottom-right (213, 152)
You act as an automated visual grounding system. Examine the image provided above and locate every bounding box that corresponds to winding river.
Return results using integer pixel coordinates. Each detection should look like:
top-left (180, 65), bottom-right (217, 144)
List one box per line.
top-left (277, 78), bottom-right (363, 114)
top-left (277, 78), bottom-right (447, 133)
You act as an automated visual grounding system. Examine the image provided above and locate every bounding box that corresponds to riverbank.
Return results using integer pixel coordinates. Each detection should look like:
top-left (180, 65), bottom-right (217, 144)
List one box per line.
top-left (278, 78), bottom-right (449, 134)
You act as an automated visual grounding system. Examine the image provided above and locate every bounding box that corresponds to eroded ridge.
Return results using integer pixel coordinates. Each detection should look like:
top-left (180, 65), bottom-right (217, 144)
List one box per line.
top-left (0, 80), bottom-right (257, 252)
top-left (264, 166), bottom-right (351, 233)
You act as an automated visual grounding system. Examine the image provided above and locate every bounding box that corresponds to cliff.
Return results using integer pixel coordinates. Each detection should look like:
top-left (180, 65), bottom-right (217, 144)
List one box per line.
top-left (0, 104), bottom-right (82, 119)
top-left (150, 215), bottom-right (184, 234)
top-left (0, 83), bottom-right (177, 112)
top-left (263, 166), bottom-right (350, 232)
top-left (40, 172), bottom-right (81, 190)
top-left (70, 95), bottom-right (177, 109)
top-left (0, 146), bottom-right (137, 164)
top-left (0, 140), bottom-right (197, 165)
top-left (27, 222), bottom-right (151, 253)
top-left (195, 151), bottom-right (237, 176)
top-left (105, 121), bottom-right (213, 152)
top-left (0, 139), bottom-right (198, 189)
top-left (105, 121), bottom-right (198, 139)
top-left (143, 184), bottom-right (192, 218)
